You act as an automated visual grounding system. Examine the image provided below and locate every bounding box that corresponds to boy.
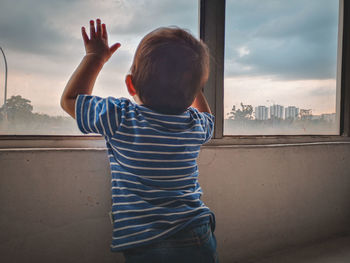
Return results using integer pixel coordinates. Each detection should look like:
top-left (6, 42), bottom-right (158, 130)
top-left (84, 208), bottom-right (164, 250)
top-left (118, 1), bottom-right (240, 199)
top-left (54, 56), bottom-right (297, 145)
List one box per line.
top-left (61, 19), bottom-right (218, 262)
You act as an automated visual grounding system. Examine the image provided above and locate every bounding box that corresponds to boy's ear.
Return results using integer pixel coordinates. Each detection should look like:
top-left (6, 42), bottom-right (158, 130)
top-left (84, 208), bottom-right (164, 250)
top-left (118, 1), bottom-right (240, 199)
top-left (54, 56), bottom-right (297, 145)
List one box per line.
top-left (125, 74), bottom-right (137, 96)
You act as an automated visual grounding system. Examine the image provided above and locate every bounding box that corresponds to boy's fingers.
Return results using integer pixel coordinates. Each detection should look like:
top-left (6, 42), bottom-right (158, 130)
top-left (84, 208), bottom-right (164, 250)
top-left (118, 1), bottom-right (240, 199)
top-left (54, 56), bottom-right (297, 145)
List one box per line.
top-left (89, 20), bottom-right (96, 39)
top-left (102, 23), bottom-right (107, 39)
top-left (96, 18), bottom-right (102, 37)
top-left (81, 27), bottom-right (89, 44)
top-left (110, 43), bottom-right (121, 54)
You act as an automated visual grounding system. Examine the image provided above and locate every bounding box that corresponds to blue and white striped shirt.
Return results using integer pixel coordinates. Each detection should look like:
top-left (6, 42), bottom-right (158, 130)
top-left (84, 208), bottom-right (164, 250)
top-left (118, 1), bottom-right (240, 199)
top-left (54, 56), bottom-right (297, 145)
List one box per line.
top-left (75, 94), bottom-right (215, 251)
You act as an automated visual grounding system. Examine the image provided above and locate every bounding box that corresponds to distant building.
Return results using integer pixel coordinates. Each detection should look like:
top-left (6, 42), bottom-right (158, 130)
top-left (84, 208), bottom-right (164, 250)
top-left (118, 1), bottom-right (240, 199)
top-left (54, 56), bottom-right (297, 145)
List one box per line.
top-left (285, 106), bottom-right (299, 120)
top-left (270, 104), bottom-right (284, 119)
top-left (321, 113), bottom-right (336, 122)
top-left (311, 115), bottom-right (322, 120)
top-left (255, 106), bottom-right (268, 120)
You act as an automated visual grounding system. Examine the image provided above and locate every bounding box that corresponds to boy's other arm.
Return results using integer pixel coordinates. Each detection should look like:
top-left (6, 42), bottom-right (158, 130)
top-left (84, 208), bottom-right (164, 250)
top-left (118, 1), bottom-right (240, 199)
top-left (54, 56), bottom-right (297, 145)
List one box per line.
top-left (60, 19), bottom-right (120, 119)
top-left (191, 90), bottom-right (212, 114)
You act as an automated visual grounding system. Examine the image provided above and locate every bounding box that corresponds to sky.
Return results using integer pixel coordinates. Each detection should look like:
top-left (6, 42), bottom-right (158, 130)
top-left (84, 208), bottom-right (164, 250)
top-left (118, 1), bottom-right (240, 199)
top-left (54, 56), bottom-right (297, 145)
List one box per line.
top-left (0, 0), bottom-right (340, 118)
top-left (224, 0), bottom-right (340, 116)
top-left (0, 0), bottom-right (198, 116)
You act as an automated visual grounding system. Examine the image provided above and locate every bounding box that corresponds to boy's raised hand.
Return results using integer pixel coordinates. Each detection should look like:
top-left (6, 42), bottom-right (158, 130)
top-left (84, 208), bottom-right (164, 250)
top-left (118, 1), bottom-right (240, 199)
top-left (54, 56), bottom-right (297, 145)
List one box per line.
top-left (82, 19), bottom-right (121, 63)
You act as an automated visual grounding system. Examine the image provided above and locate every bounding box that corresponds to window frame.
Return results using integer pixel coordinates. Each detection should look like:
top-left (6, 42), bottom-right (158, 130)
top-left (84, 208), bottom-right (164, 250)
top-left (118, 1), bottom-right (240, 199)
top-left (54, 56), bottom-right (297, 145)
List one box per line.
top-left (201, 0), bottom-right (350, 144)
top-left (0, 0), bottom-right (349, 148)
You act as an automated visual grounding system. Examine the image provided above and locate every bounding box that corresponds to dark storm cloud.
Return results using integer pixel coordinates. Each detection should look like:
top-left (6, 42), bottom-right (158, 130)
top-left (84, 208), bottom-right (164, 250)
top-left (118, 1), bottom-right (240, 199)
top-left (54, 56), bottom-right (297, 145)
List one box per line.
top-left (225, 0), bottom-right (340, 80)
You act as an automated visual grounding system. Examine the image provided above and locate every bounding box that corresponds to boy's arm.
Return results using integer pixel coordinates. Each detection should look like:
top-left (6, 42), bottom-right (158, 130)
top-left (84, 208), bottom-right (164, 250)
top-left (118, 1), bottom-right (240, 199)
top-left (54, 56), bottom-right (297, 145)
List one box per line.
top-left (60, 19), bottom-right (120, 119)
top-left (191, 90), bottom-right (214, 143)
top-left (60, 55), bottom-right (104, 118)
top-left (191, 90), bottom-right (212, 114)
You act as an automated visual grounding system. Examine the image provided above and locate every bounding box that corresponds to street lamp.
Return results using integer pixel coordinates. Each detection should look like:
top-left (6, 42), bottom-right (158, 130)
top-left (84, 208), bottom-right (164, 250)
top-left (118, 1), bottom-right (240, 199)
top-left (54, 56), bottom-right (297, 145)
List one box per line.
top-left (0, 46), bottom-right (8, 121)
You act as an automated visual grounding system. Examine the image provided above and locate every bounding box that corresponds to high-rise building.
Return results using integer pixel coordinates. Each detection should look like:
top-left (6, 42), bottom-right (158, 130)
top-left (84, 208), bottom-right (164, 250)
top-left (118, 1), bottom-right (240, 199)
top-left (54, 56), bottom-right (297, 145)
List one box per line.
top-left (255, 106), bottom-right (269, 120)
top-left (270, 104), bottom-right (284, 119)
top-left (285, 106), bottom-right (299, 120)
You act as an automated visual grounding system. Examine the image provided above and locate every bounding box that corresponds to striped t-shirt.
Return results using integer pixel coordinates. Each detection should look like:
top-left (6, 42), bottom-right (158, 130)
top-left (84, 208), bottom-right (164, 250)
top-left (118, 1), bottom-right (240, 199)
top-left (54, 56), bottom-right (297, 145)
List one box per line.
top-left (75, 94), bottom-right (216, 252)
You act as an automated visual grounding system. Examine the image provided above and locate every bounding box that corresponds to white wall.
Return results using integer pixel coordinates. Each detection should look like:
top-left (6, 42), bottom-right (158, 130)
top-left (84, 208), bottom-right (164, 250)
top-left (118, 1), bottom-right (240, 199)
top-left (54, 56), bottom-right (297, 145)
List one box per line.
top-left (1, 143), bottom-right (350, 262)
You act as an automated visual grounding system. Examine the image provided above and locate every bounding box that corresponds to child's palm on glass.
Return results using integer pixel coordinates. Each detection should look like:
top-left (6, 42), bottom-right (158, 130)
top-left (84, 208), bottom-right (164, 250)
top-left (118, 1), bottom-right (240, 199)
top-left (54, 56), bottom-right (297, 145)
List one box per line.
top-left (81, 19), bottom-right (120, 63)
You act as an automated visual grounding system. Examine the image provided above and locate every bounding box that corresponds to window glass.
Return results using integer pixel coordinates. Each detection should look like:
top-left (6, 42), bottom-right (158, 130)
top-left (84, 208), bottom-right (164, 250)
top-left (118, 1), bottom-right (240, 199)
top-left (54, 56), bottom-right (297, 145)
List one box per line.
top-left (0, 0), bottom-right (198, 135)
top-left (224, 0), bottom-right (340, 135)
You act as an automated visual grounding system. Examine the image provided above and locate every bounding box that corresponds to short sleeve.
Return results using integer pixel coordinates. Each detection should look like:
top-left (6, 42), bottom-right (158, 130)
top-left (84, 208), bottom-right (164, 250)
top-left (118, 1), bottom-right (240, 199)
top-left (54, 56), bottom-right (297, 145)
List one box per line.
top-left (75, 94), bottom-right (122, 137)
top-left (199, 112), bottom-right (215, 143)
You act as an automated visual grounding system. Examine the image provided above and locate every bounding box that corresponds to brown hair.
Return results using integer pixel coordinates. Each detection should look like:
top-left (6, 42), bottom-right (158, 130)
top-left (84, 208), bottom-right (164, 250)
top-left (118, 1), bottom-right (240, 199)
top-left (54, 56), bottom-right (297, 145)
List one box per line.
top-left (130, 27), bottom-right (209, 114)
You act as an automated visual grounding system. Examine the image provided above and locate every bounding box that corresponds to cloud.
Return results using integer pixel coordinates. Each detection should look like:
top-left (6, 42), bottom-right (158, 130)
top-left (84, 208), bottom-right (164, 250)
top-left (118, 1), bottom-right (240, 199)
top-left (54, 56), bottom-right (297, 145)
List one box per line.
top-left (237, 46), bottom-right (250, 57)
top-left (0, 0), bottom-right (79, 56)
top-left (224, 0), bottom-right (340, 80)
top-left (0, 0), bottom-right (199, 116)
top-left (0, 0), bottom-right (339, 119)
top-left (108, 0), bottom-right (198, 36)
top-left (307, 86), bottom-right (336, 97)
top-left (0, 0), bottom-right (198, 72)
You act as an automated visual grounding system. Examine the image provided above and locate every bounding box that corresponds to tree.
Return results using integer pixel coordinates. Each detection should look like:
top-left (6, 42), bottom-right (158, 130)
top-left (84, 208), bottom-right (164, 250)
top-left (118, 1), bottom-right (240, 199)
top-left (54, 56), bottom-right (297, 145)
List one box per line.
top-left (0, 94), bottom-right (80, 134)
top-left (1, 95), bottom-right (33, 120)
top-left (227, 102), bottom-right (253, 120)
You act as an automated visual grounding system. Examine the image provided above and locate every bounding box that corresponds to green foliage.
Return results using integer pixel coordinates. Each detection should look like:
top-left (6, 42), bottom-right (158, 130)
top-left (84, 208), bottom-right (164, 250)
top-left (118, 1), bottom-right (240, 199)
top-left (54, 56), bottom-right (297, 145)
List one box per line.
top-left (227, 102), bottom-right (253, 120)
top-left (1, 95), bottom-right (33, 120)
top-left (0, 94), bottom-right (78, 134)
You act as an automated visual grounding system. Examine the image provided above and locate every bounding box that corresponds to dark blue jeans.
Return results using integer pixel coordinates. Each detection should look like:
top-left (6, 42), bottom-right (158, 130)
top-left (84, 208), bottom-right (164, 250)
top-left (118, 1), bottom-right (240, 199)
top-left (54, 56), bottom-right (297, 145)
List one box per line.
top-left (122, 223), bottom-right (219, 263)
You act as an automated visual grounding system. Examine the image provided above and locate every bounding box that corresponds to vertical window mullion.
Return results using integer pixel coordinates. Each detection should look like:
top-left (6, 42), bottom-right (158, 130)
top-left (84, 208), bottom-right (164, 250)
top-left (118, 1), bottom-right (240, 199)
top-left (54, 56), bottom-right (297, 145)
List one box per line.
top-left (340, 0), bottom-right (350, 136)
top-left (199, 0), bottom-right (225, 139)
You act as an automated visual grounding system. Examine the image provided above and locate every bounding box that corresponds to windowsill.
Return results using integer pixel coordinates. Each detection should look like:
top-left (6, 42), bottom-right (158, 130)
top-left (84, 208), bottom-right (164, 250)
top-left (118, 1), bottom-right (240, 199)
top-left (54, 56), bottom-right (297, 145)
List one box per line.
top-left (1, 134), bottom-right (350, 150)
top-left (0, 135), bottom-right (105, 149)
top-left (208, 135), bottom-right (350, 146)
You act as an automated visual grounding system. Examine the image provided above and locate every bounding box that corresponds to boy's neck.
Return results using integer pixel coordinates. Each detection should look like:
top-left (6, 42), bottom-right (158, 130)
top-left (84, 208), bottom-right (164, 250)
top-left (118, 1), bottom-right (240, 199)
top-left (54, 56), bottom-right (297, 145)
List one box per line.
top-left (133, 94), bottom-right (143, 105)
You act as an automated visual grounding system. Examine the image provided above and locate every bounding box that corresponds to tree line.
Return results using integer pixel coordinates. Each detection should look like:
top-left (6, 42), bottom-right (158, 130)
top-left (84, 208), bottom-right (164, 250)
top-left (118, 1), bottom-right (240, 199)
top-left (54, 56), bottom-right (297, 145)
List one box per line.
top-left (0, 95), bottom-right (77, 134)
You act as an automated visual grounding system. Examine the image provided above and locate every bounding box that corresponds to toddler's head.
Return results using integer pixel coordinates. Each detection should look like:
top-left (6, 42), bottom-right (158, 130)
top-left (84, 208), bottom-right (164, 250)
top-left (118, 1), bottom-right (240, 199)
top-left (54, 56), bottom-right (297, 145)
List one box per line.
top-left (127, 27), bottom-right (209, 114)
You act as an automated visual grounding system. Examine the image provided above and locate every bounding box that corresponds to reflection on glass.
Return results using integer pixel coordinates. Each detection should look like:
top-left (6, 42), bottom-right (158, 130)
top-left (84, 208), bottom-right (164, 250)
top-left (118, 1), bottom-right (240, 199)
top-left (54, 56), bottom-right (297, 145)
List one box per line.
top-left (0, 0), bottom-right (198, 135)
top-left (224, 0), bottom-right (340, 135)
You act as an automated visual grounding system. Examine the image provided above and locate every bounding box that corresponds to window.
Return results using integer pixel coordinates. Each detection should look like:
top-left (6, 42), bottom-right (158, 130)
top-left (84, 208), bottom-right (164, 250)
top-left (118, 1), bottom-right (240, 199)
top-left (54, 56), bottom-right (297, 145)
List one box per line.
top-left (1, 0), bottom-right (350, 144)
top-left (223, 0), bottom-right (341, 135)
top-left (0, 0), bottom-right (198, 135)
